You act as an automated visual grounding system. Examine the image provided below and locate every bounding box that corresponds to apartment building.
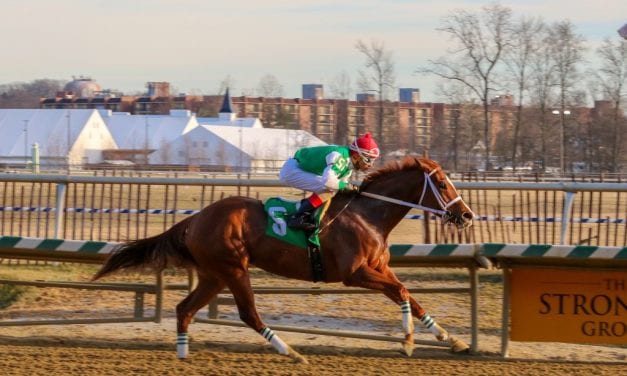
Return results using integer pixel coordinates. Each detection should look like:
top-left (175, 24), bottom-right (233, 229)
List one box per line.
top-left (41, 80), bottom-right (528, 162)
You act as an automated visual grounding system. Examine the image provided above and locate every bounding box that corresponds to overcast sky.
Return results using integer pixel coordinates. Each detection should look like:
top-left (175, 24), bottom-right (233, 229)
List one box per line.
top-left (1, 1), bottom-right (624, 102)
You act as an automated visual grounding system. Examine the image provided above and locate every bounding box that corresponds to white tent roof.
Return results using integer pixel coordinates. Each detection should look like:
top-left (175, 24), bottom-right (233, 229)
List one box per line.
top-left (200, 125), bottom-right (326, 160)
top-left (151, 125), bottom-right (326, 167)
top-left (0, 109), bottom-right (97, 157)
top-left (196, 116), bottom-right (261, 128)
top-left (101, 111), bottom-right (198, 149)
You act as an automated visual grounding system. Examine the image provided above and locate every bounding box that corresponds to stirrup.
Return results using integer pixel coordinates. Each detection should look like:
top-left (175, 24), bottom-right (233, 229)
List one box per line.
top-left (287, 213), bottom-right (316, 232)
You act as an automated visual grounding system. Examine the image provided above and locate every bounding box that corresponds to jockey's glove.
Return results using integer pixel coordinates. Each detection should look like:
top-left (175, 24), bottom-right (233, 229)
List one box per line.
top-left (342, 183), bottom-right (360, 193)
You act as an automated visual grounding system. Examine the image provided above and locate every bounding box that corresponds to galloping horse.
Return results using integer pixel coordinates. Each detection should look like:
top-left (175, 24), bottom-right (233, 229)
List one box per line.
top-left (93, 156), bottom-right (474, 363)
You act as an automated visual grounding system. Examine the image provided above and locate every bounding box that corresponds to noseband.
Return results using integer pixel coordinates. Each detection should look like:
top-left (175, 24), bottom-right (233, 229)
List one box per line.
top-left (418, 168), bottom-right (463, 215)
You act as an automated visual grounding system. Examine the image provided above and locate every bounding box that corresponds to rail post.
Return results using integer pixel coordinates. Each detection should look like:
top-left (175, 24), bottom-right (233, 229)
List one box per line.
top-left (54, 183), bottom-right (67, 238)
top-left (559, 191), bottom-right (576, 244)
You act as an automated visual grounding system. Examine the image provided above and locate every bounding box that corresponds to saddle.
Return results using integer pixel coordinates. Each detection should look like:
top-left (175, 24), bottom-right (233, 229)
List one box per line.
top-left (264, 197), bottom-right (329, 282)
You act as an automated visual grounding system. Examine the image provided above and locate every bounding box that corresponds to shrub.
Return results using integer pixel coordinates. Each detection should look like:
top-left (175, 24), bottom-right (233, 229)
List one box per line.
top-left (0, 283), bottom-right (27, 309)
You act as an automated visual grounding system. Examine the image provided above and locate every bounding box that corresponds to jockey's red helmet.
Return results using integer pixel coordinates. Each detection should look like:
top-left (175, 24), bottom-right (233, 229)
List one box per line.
top-left (349, 132), bottom-right (380, 160)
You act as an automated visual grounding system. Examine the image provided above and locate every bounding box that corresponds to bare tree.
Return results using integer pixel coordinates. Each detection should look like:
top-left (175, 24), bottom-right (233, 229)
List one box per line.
top-left (432, 81), bottom-right (479, 171)
top-left (546, 20), bottom-right (586, 172)
top-left (417, 3), bottom-right (513, 170)
top-left (593, 37), bottom-right (627, 172)
top-left (355, 39), bottom-right (396, 144)
top-left (328, 71), bottom-right (352, 99)
top-left (0, 79), bottom-right (65, 108)
top-left (257, 74), bottom-right (284, 97)
top-left (528, 30), bottom-right (559, 172)
top-left (503, 16), bottom-right (545, 171)
top-left (217, 75), bottom-right (236, 96)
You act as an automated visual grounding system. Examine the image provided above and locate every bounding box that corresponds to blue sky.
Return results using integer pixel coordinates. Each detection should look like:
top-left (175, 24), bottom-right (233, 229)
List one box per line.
top-left (1, 1), bottom-right (624, 102)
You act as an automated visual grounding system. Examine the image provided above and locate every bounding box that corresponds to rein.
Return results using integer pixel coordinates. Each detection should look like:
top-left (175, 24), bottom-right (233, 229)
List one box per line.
top-left (360, 191), bottom-right (446, 216)
top-left (318, 196), bottom-right (355, 233)
top-left (358, 168), bottom-right (463, 217)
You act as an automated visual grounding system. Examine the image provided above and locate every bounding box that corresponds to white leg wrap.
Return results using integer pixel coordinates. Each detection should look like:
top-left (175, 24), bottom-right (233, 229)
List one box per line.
top-left (400, 301), bottom-right (414, 334)
top-left (260, 327), bottom-right (290, 355)
top-left (420, 314), bottom-right (447, 339)
top-left (176, 333), bottom-right (189, 359)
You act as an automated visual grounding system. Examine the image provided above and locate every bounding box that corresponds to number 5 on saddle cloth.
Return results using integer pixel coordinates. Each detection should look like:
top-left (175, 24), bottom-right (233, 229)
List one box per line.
top-left (264, 197), bottom-right (329, 248)
top-left (264, 197), bottom-right (329, 281)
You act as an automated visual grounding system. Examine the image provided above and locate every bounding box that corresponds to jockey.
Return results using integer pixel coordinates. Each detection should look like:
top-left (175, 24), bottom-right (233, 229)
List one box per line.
top-left (279, 132), bottom-right (380, 231)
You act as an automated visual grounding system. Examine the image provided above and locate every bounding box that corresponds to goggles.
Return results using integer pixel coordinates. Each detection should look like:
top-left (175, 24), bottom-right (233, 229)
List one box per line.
top-left (355, 150), bottom-right (377, 166)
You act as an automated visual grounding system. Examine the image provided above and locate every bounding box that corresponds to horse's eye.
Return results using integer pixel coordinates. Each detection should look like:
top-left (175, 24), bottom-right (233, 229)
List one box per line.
top-left (438, 181), bottom-right (447, 189)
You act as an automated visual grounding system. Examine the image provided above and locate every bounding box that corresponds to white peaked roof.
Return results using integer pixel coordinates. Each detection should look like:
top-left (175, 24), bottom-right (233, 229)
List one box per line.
top-left (0, 109), bottom-right (109, 157)
top-left (101, 111), bottom-right (198, 149)
top-left (202, 125), bottom-right (325, 160)
top-left (197, 116), bottom-right (262, 128)
top-left (150, 125), bottom-right (326, 166)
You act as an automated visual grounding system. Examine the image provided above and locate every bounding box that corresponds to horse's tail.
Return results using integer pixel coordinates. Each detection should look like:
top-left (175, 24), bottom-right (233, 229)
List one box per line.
top-left (92, 216), bottom-right (196, 281)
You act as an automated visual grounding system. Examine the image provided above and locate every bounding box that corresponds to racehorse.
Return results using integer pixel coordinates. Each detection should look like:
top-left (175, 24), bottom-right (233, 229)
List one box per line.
top-left (92, 156), bottom-right (475, 363)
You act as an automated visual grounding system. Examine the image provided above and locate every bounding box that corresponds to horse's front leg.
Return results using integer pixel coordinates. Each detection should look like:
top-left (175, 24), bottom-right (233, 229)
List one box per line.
top-left (386, 268), bottom-right (470, 353)
top-left (343, 264), bottom-right (416, 355)
top-left (344, 265), bottom-right (469, 355)
top-left (406, 294), bottom-right (470, 353)
top-left (384, 269), bottom-right (470, 353)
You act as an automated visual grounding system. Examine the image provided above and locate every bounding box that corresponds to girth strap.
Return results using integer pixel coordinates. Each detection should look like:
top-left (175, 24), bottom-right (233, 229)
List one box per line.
top-left (307, 242), bottom-right (324, 282)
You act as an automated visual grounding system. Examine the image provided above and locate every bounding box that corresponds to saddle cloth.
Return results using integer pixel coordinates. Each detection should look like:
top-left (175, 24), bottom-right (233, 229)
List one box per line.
top-left (263, 197), bottom-right (323, 248)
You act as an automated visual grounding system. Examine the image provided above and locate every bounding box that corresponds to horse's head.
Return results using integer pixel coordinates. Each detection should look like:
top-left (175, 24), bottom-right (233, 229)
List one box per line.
top-left (416, 158), bottom-right (474, 229)
top-left (358, 156), bottom-right (474, 229)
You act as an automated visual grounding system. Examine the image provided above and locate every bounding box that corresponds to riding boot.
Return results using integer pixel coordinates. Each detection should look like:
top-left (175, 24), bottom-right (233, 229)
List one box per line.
top-left (287, 198), bottom-right (317, 232)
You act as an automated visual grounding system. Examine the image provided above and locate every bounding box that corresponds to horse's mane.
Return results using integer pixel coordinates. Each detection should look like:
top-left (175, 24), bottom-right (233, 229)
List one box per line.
top-left (360, 156), bottom-right (431, 190)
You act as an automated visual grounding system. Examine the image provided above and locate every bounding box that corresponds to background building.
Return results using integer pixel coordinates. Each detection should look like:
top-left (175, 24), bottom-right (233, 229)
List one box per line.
top-left (0, 109), bottom-right (117, 168)
top-left (46, 78), bottom-right (627, 172)
top-left (302, 84), bottom-right (323, 100)
top-left (399, 88), bottom-right (420, 103)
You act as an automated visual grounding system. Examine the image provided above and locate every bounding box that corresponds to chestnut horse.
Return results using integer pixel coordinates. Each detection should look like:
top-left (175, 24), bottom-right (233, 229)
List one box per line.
top-left (93, 157), bottom-right (474, 363)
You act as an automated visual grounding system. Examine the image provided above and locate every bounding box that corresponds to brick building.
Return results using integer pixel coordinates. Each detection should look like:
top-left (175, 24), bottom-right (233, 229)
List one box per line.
top-left (39, 80), bottom-right (523, 163)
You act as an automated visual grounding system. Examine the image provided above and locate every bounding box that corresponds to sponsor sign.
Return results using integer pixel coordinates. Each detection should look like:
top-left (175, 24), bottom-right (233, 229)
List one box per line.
top-left (511, 268), bottom-right (626, 344)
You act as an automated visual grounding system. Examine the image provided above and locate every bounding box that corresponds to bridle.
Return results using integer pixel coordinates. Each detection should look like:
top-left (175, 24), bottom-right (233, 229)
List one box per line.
top-left (321, 166), bottom-right (473, 233)
top-left (359, 167), bottom-right (473, 219)
top-left (418, 168), bottom-right (463, 215)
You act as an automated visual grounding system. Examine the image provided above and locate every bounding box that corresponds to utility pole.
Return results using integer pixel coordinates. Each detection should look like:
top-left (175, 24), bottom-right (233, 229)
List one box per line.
top-left (23, 120), bottom-right (28, 165)
top-left (66, 111), bottom-right (71, 174)
top-left (378, 86), bottom-right (383, 152)
top-left (552, 109), bottom-right (571, 173)
top-left (145, 116), bottom-right (149, 166)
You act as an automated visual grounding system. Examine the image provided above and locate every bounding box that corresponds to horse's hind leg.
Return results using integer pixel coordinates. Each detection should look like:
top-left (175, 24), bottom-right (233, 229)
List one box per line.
top-left (176, 274), bottom-right (226, 359)
top-left (226, 271), bottom-right (308, 364)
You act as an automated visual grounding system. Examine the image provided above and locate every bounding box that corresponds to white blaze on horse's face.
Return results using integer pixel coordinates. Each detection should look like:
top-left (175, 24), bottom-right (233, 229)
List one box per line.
top-left (418, 167), bottom-right (474, 228)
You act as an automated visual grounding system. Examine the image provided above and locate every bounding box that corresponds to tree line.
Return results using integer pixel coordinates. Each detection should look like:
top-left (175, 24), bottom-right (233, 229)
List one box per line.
top-left (417, 3), bottom-right (626, 173)
top-left (1, 3), bottom-right (625, 173)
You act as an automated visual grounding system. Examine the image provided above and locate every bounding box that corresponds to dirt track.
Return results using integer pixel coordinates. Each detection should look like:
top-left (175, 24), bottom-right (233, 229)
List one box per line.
top-left (0, 325), bottom-right (625, 376)
top-left (0, 265), bottom-right (625, 375)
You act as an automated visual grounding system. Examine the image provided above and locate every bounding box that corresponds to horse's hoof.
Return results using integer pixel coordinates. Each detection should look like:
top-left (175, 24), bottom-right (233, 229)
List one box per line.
top-left (288, 349), bottom-right (309, 364)
top-left (402, 334), bottom-right (414, 356)
top-left (402, 341), bottom-right (414, 357)
top-left (448, 336), bottom-right (470, 353)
